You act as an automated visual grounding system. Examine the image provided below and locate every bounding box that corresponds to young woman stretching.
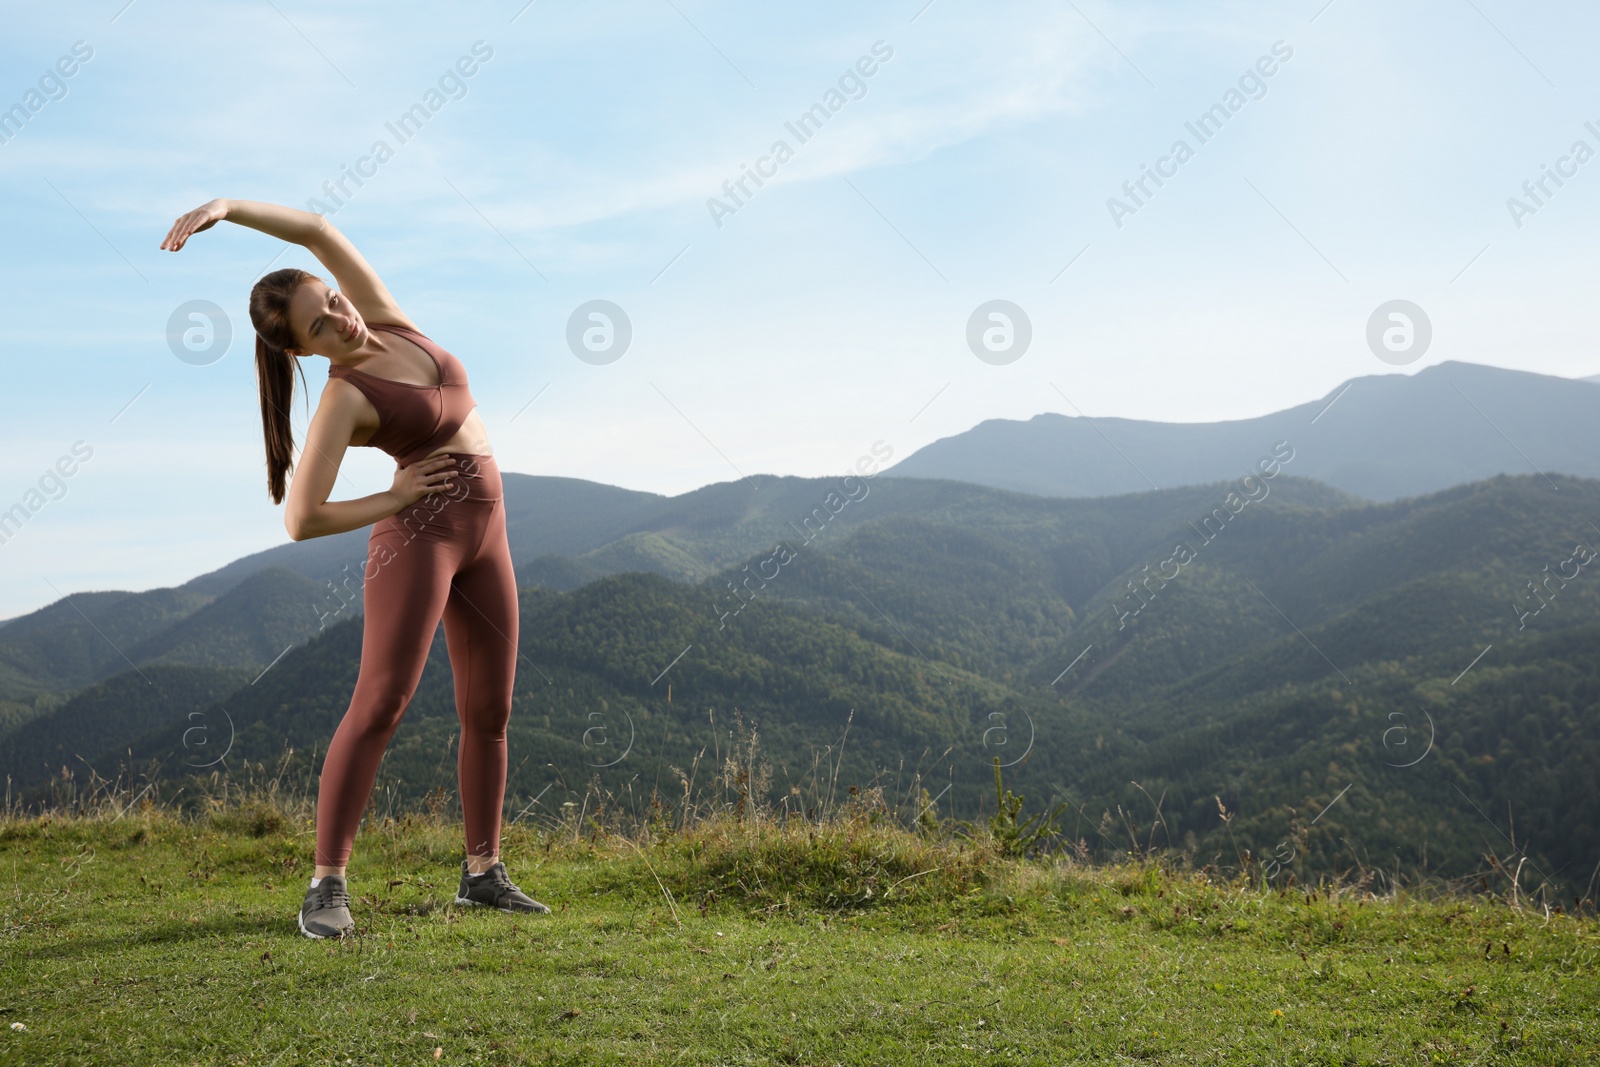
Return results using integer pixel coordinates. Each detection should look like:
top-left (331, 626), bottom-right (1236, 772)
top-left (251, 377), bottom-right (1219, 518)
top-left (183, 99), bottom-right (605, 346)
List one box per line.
top-left (160, 199), bottom-right (550, 937)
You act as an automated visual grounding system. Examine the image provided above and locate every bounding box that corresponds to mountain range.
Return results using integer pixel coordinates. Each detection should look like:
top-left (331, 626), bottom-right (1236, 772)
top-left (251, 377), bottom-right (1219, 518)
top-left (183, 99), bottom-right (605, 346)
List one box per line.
top-left (881, 360), bottom-right (1600, 502)
top-left (4, 360), bottom-right (1598, 897)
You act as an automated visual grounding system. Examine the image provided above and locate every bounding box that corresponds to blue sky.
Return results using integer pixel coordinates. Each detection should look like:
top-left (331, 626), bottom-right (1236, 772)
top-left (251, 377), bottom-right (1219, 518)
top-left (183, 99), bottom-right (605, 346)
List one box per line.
top-left (2, 0), bottom-right (1598, 621)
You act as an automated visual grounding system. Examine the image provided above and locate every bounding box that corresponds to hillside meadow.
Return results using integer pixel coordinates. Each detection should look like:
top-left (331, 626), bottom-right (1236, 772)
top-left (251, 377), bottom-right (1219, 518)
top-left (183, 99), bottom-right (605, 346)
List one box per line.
top-left (2, 759), bottom-right (1597, 1066)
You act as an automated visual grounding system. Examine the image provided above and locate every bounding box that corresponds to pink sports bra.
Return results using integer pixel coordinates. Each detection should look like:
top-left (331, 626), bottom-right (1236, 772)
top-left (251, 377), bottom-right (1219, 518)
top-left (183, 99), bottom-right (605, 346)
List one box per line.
top-left (328, 321), bottom-right (480, 469)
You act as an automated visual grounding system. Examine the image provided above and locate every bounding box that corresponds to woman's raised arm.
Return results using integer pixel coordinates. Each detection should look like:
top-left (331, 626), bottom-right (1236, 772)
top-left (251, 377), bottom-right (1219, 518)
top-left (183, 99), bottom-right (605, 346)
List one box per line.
top-left (161, 198), bottom-right (328, 252)
top-left (160, 199), bottom-right (415, 330)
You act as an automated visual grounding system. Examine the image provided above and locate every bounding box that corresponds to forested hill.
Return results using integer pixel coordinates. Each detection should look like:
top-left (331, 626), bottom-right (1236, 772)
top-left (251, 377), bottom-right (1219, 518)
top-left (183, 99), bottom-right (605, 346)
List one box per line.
top-left (7, 470), bottom-right (1597, 897)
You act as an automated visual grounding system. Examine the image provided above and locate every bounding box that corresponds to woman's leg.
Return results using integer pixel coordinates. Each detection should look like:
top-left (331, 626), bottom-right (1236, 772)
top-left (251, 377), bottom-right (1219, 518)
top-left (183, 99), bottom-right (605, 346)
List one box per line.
top-left (314, 517), bottom-right (464, 872)
top-left (441, 495), bottom-right (519, 871)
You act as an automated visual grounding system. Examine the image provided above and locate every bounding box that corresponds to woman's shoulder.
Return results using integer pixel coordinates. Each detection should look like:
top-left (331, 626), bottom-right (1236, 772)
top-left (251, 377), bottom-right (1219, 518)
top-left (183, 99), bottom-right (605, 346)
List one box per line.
top-left (366, 318), bottom-right (426, 338)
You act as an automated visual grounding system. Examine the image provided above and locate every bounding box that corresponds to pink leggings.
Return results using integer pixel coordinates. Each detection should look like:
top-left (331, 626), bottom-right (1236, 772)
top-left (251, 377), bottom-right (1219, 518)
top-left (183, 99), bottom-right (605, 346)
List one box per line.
top-left (315, 452), bottom-right (518, 868)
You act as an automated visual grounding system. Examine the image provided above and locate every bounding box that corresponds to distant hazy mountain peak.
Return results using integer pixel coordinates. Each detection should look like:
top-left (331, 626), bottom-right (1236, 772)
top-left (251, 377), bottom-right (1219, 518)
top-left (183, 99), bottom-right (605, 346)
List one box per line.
top-left (882, 361), bottom-right (1600, 502)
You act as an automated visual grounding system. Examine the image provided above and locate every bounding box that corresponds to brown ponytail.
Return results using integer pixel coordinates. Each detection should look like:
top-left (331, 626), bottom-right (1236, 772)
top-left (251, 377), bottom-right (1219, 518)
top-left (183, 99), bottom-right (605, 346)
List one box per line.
top-left (249, 268), bottom-right (318, 504)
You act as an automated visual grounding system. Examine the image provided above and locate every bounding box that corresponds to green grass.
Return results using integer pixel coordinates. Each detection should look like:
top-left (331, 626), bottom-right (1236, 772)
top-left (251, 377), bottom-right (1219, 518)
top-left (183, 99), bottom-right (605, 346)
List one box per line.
top-left (2, 784), bottom-right (1597, 1066)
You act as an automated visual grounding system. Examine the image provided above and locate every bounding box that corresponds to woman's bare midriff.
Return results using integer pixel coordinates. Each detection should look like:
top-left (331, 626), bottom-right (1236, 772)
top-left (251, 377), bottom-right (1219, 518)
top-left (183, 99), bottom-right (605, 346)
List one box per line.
top-left (423, 407), bottom-right (493, 459)
top-left (347, 403), bottom-right (493, 461)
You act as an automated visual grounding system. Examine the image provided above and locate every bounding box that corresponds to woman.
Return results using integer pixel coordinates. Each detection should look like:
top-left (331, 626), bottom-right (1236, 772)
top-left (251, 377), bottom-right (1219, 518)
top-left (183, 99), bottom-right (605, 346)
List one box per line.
top-left (160, 199), bottom-right (550, 938)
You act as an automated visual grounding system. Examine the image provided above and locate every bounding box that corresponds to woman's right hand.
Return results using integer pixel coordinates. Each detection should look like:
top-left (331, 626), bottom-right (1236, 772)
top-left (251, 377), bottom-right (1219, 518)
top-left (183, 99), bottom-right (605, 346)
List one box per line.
top-left (389, 456), bottom-right (458, 508)
top-left (160, 198), bottom-right (230, 251)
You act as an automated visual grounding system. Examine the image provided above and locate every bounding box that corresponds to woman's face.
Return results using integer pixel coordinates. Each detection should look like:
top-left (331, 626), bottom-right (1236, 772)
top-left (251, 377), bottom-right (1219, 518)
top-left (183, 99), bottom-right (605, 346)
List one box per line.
top-left (284, 280), bottom-right (365, 358)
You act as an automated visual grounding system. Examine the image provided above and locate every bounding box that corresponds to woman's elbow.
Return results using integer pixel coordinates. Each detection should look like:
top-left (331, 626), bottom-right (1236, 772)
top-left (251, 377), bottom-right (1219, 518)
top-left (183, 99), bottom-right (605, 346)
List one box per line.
top-left (284, 509), bottom-right (310, 541)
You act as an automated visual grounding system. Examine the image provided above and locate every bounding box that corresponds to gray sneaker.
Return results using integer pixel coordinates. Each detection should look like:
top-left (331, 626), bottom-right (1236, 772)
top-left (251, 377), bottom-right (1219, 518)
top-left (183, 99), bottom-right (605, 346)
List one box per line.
top-left (455, 860), bottom-right (551, 913)
top-left (298, 875), bottom-right (354, 938)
